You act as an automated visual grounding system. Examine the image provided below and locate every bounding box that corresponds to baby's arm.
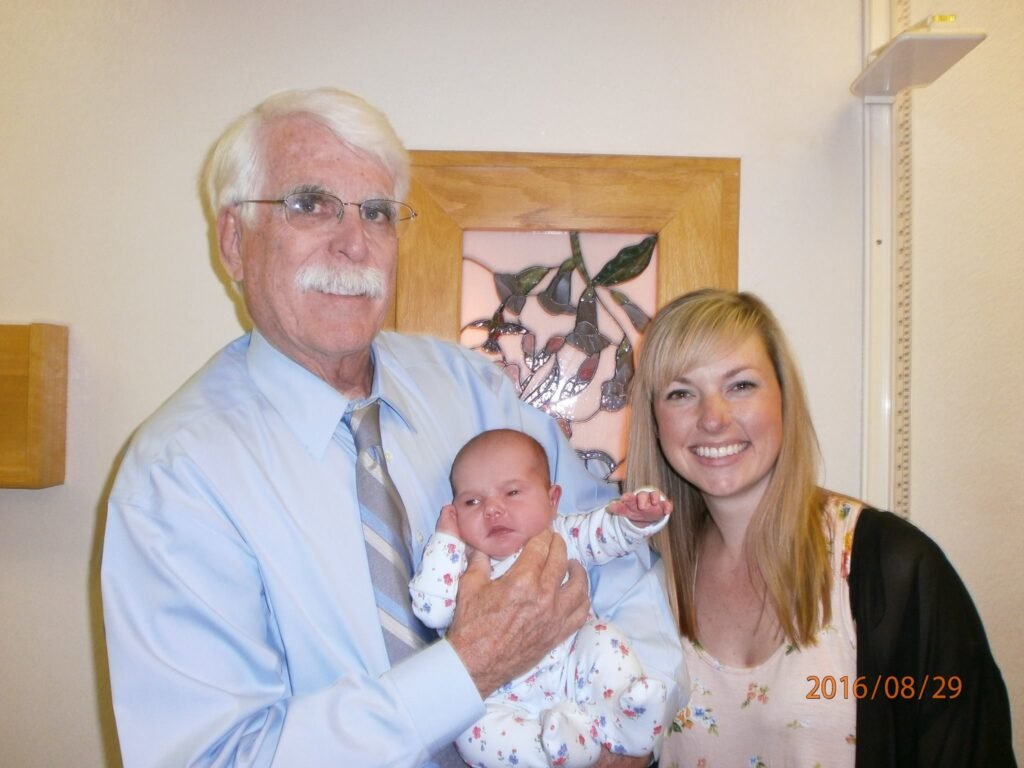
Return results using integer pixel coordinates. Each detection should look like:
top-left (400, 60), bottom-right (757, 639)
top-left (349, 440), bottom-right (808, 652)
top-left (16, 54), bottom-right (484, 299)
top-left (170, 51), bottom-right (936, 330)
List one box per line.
top-left (408, 505), bottom-right (467, 631)
top-left (607, 488), bottom-right (672, 527)
top-left (559, 488), bottom-right (671, 566)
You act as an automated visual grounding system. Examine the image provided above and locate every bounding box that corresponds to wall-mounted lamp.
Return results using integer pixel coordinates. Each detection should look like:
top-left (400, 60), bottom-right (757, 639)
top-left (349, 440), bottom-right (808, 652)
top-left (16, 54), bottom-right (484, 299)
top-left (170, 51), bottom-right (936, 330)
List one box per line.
top-left (851, 15), bottom-right (986, 102)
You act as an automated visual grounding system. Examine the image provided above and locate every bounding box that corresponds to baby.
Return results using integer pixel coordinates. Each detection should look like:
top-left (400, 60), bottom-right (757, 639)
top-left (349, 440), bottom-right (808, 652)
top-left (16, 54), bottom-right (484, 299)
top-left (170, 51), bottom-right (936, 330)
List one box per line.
top-left (409, 428), bottom-right (672, 768)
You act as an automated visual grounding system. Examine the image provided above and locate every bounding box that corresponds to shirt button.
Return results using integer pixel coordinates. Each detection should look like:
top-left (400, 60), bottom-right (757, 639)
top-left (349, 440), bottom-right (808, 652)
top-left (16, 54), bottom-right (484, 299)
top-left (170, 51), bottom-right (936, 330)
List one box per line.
top-left (384, 451), bottom-right (393, 462)
top-left (417, 532), bottom-right (424, 543)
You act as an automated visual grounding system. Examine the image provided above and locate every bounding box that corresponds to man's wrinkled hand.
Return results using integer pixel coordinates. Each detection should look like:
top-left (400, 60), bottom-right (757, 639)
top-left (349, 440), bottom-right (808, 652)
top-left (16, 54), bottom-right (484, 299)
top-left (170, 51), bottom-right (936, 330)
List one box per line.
top-left (594, 752), bottom-right (651, 768)
top-left (445, 528), bottom-right (590, 698)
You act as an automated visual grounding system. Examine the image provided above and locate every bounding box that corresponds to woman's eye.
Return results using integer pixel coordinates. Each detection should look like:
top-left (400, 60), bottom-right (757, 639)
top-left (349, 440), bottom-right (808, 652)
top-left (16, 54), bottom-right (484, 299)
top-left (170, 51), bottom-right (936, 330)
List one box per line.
top-left (665, 389), bottom-right (692, 401)
top-left (507, 489), bottom-right (519, 496)
top-left (731, 380), bottom-right (757, 392)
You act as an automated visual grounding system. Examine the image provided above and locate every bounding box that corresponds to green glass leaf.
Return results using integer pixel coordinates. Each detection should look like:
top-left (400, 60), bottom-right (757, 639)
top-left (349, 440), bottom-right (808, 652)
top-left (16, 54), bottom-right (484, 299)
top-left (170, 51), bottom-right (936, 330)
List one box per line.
top-left (570, 231), bottom-right (585, 271)
top-left (591, 235), bottom-right (657, 287)
top-left (494, 265), bottom-right (551, 309)
top-left (609, 289), bottom-right (651, 332)
top-left (513, 265), bottom-right (551, 294)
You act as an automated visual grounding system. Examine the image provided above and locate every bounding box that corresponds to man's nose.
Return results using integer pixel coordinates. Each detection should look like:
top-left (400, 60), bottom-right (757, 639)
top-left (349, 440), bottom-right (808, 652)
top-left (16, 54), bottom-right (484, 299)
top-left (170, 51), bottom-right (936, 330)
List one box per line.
top-left (327, 208), bottom-right (372, 260)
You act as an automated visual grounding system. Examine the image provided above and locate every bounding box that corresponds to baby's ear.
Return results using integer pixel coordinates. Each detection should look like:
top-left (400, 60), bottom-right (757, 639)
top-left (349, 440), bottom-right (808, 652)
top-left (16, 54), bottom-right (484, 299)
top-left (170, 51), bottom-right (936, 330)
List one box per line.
top-left (548, 483), bottom-right (562, 512)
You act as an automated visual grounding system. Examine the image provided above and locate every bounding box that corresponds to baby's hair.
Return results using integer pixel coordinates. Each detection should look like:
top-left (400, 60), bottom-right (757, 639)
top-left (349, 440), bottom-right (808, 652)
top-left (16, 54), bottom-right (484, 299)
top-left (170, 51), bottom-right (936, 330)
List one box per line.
top-left (450, 429), bottom-right (551, 491)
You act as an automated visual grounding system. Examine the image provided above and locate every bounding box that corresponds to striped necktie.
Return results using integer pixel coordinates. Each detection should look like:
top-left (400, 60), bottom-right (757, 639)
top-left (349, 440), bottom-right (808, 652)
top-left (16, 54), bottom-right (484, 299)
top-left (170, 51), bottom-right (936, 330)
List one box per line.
top-left (347, 401), bottom-right (435, 661)
top-left (347, 402), bottom-right (467, 767)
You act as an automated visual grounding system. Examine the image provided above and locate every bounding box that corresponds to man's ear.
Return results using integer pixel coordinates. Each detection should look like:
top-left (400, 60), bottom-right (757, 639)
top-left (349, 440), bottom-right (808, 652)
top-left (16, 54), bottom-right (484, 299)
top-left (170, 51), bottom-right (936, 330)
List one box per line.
top-left (216, 207), bottom-right (244, 282)
top-left (548, 483), bottom-right (562, 513)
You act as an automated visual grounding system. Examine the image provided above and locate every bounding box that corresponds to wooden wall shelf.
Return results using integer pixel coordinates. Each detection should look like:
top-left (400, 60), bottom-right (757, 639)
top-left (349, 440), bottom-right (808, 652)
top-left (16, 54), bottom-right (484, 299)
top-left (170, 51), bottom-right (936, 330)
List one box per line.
top-left (0, 323), bottom-right (68, 489)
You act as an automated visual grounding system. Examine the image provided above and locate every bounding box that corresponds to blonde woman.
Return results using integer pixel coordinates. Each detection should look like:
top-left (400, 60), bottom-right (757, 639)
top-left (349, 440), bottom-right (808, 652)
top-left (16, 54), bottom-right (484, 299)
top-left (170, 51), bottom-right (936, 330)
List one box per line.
top-left (627, 289), bottom-right (1013, 767)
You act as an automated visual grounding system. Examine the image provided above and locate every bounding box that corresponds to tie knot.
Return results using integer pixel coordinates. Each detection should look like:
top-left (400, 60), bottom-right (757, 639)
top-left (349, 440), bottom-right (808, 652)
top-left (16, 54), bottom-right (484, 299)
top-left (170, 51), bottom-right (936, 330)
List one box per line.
top-left (348, 400), bottom-right (383, 455)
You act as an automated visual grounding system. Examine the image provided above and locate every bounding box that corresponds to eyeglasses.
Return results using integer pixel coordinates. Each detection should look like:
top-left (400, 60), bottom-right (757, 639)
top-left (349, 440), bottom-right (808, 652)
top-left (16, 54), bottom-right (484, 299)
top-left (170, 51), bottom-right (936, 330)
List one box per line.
top-left (238, 192), bottom-right (416, 235)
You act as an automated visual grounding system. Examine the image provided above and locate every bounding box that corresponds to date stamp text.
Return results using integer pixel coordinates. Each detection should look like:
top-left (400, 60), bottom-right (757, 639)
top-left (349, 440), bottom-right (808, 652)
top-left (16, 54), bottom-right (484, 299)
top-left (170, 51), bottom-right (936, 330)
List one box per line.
top-left (805, 675), bottom-right (962, 701)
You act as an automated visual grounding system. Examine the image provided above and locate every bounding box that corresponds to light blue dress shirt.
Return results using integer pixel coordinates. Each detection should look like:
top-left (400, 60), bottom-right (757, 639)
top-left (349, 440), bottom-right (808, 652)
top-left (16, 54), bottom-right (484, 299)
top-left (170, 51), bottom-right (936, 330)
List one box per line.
top-left (102, 330), bottom-right (684, 767)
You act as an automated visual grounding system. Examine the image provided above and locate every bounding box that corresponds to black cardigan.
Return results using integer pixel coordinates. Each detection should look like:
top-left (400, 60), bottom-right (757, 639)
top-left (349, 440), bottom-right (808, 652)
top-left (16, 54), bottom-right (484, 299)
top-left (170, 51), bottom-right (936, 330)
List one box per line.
top-left (849, 507), bottom-right (1016, 766)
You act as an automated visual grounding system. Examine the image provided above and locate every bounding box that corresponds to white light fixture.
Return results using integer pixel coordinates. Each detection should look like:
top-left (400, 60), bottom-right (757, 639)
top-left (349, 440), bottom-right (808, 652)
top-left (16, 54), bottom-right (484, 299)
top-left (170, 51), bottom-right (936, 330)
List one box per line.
top-left (851, 15), bottom-right (986, 102)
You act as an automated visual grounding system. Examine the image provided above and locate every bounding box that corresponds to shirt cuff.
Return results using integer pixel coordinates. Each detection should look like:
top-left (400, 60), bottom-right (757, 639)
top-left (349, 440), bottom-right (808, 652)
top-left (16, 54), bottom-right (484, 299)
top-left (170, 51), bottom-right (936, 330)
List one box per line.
top-left (389, 638), bottom-right (484, 751)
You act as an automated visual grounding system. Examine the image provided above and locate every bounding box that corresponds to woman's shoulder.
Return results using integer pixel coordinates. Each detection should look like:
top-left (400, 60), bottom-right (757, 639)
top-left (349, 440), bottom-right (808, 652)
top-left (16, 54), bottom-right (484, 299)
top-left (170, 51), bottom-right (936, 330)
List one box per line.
top-left (820, 490), bottom-right (867, 538)
top-left (820, 492), bottom-right (946, 565)
top-left (849, 504), bottom-right (948, 563)
top-left (819, 491), bottom-right (866, 580)
top-left (844, 501), bottom-right (967, 615)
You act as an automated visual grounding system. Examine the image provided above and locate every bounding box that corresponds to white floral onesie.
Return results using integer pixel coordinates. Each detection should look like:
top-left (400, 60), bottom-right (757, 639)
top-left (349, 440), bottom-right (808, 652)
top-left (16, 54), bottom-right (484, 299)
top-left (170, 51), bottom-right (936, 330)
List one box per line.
top-left (410, 500), bottom-right (670, 768)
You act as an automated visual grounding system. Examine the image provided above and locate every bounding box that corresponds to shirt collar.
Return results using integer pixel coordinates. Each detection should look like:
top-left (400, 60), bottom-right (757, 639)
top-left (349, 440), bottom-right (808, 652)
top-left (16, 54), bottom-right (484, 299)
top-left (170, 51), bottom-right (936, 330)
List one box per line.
top-left (246, 329), bottom-right (415, 458)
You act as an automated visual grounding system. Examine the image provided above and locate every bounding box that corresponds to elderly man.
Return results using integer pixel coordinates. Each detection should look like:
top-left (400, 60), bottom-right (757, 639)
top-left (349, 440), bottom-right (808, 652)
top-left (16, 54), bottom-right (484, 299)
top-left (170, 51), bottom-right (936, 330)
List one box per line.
top-left (101, 88), bottom-right (683, 767)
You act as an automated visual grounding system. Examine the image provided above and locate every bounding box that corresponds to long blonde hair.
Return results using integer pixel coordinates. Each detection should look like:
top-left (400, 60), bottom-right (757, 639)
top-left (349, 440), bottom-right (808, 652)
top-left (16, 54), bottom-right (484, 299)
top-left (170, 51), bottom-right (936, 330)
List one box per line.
top-left (626, 289), bottom-right (829, 646)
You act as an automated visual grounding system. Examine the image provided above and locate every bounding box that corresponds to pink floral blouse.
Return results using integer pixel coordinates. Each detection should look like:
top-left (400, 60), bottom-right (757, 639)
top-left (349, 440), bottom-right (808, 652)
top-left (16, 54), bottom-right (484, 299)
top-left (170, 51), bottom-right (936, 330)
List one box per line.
top-left (659, 496), bottom-right (863, 768)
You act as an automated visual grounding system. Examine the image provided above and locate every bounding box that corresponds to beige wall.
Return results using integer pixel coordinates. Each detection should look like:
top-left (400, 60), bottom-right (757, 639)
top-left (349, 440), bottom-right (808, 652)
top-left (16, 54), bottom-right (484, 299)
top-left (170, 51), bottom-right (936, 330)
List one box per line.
top-left (0, 0), bottom-right (1017, 764)
top-left (909, 0), bottom-right (1024, 755)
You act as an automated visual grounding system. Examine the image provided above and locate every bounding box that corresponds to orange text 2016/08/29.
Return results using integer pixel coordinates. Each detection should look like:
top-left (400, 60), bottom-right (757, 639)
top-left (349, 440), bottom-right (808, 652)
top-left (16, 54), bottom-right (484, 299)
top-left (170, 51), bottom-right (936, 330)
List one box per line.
top-left (805, 675), bottom-right (963, 701)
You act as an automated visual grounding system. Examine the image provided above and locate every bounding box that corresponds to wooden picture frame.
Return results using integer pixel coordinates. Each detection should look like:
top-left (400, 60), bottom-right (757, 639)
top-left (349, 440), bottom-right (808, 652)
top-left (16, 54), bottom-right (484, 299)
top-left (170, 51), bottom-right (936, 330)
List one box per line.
top-left (391, 151), bottom-right (740, 338)
top-left (0, 323), bottom-right (68, 489)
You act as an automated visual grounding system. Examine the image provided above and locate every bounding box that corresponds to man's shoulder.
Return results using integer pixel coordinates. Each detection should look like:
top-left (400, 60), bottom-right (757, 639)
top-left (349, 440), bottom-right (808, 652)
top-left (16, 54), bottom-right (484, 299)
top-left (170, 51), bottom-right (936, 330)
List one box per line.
top-left (124, 335), bottom-right (259, 463)
top-left (375, 331), bottom-right (505, 387)
top-left (375, 331), bottom-right (477, 364)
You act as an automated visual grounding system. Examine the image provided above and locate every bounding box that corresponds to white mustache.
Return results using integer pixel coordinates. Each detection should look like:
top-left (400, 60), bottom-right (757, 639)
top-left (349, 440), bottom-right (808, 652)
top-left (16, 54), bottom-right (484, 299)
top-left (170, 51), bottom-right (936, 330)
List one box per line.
top-left (294, 264), bottom-right (386, 299)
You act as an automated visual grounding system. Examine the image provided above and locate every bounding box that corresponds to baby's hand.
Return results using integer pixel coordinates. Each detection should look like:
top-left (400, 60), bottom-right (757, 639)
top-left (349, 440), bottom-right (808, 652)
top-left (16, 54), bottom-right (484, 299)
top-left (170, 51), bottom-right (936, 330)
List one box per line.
top-left (608, 489), bottom-right (672, 527)
top-left (436, 504), bottom-right (462, 538)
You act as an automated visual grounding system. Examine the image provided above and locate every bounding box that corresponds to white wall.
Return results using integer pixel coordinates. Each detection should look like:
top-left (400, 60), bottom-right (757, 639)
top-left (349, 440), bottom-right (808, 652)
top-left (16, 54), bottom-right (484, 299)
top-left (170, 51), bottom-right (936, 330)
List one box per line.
top-left (0, 0), bottom-right (1016, 764)
top-left (909, 0), bottom-right (1024, 753)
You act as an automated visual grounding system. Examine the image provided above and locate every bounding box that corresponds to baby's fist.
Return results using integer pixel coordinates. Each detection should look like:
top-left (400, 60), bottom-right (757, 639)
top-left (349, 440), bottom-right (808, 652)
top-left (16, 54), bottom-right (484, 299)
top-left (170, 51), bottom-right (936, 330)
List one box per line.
top-left (436, 504), bottom-right (462, 537)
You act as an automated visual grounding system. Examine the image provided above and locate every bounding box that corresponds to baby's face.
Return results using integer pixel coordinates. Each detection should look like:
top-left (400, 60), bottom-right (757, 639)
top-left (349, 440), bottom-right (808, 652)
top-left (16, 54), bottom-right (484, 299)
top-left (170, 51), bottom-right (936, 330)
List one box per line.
top-left (451, 437), bottom-right (561, 559)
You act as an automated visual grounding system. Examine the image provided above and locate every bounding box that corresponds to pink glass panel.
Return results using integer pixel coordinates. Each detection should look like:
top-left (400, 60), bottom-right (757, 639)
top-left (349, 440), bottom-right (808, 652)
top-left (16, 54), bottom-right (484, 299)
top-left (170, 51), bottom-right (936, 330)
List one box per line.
top-left (460, 230), bottom-right (658, 481)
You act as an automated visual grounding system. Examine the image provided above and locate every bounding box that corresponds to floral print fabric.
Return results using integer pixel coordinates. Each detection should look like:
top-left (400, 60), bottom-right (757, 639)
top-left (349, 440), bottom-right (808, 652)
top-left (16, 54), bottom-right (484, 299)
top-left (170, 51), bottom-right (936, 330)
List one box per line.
top-left (410, 498), bottom-right (671, 767)
top-left (659, 496), bottom-right (862, 768)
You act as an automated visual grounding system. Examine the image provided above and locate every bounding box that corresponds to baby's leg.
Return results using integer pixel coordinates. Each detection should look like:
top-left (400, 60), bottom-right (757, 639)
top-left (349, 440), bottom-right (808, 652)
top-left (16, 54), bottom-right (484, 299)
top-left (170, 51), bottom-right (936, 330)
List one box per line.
top-left (539, 699), bottom-right (603, 768)
top-left (455, 705), bottom-right (550, 768)
top-left (567, 619), bottom-right (668, 756)
top-left (456, 700), bottom-right (604, 768)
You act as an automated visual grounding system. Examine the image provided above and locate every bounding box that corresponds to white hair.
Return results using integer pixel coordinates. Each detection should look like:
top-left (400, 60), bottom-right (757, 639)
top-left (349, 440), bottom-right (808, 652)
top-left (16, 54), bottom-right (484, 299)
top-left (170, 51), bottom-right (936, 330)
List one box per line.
top-left (203, 88), bottom-right (410, 221)
top-left (293, 264), bottom-right (386, 299)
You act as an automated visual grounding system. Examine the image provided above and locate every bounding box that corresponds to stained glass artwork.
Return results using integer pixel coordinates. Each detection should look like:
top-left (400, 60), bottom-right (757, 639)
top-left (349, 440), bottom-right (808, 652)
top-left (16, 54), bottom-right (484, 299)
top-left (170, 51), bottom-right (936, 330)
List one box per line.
top-left (460, 230), bottom-right (658, 481)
